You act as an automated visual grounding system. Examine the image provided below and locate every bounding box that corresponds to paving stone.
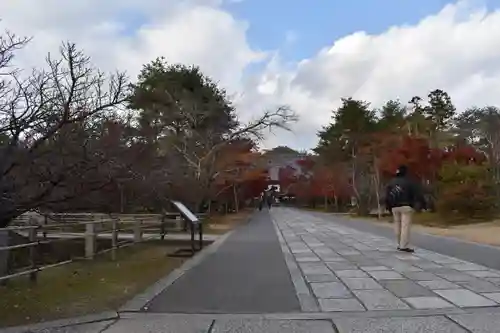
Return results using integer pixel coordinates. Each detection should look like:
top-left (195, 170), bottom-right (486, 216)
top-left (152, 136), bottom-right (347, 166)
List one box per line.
top-left (448, 263), bottom-right (489, 271)
top-left (368, 270), bottom-right (405, 280)
top-left (305, 274), bottom-right (340, 283)
top-left (418, 280), bottom-right (462, 290)
top-left (297, 293), bottom-right (320, 312)
top-left (337, 250), bottom-right (361, 255)
top-left (340, 277), bottom-right (384, 290)
top-left (468, 270), bottom-right (500, 278)
top-left (334, 316), bottom-right (468, 333)
top-left (318, 298), bottom-right (366, 312)
top-left (436, 272), bottom-right (479, 282)
top-left (104, 316), bottom-right (213, 333)
top-left (434, 289), bottom-right (497, 307)
top-left (404, 296), bottom-right (455, 309)
top-left (413, 262), bottom-right (444, 269)
top-left (295, 252), bottom-right (318, 258)
top-left (353, 290), bottom-right (410, 310)
top-left (481, 292), bottom-right (500, 303)
top-left (380, 280), bottom-right (436, 298)
top-left (393, 266), bottom-right (424, 273)
top-left (319, 255), bottom-right (346, 262)
top-left (426, 268), bottom-right (461, 274)
top-left (342, 255), bottom-right (376, 264)
top-left (325, 262), bottom-right (357, 271)
top-left (291, 248), bottom-right (312, 254)
top-left (359, 266), bottom-right (390, 271)
top-left (335, 270), bottom-right (369, 278)
top-left (312, 247), bottom-right (332, 253)
top-left (296, 256), bottom-right (321, 262)
top-left (485, 277), bottom-right (500, 285)
top-left (431, 257), bottom-right (464, 265)
top-left (310, 282), bottom-right (352, 298)
top-left (457, 280), bottom-right (500, 293)
top-left (300, 263), bottom-right (332, 275)
top-left (448, 313), bottom-right (500, 333)
top-left (211, 318), bottom-right (336, 333)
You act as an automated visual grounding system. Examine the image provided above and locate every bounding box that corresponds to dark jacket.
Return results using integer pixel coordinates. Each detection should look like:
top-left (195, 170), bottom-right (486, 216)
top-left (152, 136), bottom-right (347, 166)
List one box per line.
top-left (385, 175), bottom-right (425, 210)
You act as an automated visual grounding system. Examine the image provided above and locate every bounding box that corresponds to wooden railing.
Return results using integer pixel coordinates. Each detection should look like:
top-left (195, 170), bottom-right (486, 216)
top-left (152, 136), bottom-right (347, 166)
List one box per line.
top-left (0, 212), bottom-right (207, 284)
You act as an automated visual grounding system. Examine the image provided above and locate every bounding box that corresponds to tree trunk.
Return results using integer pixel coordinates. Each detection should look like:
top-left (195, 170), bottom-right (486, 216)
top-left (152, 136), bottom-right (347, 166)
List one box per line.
top-left (373, 164), bottom-right (382, 219)
top-left (233, 184), bottom-right (239, 213)
top-left (119, 184), bottom-right (125, 213)
top-left (0, 230), bottom-right (9, 284)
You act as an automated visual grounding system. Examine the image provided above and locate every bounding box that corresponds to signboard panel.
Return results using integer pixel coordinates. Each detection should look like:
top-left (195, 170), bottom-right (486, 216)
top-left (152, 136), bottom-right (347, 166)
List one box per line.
top-left (171, 200), bottom-right (199, 224)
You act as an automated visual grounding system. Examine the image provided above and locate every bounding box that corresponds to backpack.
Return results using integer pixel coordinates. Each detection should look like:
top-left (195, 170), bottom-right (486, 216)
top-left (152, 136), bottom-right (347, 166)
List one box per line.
top-left (387, 182), bottom-right (407, 207)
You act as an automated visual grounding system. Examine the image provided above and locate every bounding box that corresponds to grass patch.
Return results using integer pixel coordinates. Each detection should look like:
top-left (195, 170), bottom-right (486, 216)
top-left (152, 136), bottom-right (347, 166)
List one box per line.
top-left (0, 242), bottom-right (186, 328)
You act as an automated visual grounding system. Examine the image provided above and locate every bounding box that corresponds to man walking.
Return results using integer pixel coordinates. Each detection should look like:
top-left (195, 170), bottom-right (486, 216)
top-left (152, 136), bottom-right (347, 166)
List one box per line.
top-left (385, 165), bottom-right (426, 253)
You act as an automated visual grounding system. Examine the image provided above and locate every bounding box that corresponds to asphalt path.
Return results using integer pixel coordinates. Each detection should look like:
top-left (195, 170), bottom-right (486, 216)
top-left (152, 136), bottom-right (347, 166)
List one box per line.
top-left (145, 209), bottom-right (301, 313)
top-left (308, 210), bottom-right (500, 270)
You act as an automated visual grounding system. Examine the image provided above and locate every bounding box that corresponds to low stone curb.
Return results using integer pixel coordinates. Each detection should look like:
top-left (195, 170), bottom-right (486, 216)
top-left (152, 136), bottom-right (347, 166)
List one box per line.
top-left (0, 311), bottom-right (119, 333)
top-left (270, 215), bottom-right (319, 312)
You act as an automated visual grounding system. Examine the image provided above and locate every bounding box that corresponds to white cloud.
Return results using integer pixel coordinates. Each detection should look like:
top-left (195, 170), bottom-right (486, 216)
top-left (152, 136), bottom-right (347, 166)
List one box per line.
top-left (0, 0), bottom-right (264, 90)
top-left (2, 0), bottom-right (500, 150)
top-left (238, 0), bottom-right (500, 150)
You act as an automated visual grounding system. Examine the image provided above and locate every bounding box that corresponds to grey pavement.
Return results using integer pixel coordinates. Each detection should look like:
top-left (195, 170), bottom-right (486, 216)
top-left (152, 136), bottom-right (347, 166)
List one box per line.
top-left (143, 209), bottom-right (301, 313)
top-left (5, 207), bottom-right (500, 332)
top-left (271, 208), bottom-right (500, 313)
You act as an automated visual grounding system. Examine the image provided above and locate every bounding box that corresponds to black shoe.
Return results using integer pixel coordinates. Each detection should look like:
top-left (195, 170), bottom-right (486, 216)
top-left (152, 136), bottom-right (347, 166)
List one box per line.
top-left (398, 248), bottom-right (415, 253)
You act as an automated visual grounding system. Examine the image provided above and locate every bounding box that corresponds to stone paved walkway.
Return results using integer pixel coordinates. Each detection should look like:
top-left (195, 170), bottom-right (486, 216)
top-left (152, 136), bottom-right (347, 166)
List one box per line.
top-left (5, 208), bottom-right (500, 332)
top-left (271, 208), bottom-right (500, 314)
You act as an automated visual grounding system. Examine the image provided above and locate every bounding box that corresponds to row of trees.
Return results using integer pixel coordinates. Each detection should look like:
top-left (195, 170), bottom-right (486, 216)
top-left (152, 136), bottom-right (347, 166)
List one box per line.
top-left (0, 29), bottom-right (297, 227)
top-left (280, 90), bottom-right (500, 221)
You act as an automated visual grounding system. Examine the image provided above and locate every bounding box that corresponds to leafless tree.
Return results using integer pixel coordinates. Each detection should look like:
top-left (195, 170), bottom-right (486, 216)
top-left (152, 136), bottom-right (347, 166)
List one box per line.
top-left (170, 105), bottom-right (297, 211)
top-left (0, 36), bottom-right (128, 226)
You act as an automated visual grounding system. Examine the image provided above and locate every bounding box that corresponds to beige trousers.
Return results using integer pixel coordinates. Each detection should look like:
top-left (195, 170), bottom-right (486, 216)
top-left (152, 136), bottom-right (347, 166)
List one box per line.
top-left (392, 206), bottom-right (414, 248)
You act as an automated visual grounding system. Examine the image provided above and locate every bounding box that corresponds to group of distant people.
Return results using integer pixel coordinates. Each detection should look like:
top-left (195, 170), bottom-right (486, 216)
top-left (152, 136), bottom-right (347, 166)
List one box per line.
top-left (258, 187), bottom-right (276, 211)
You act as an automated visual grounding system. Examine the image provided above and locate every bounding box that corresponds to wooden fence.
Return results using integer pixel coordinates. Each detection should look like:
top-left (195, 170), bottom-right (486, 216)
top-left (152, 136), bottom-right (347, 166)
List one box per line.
top-left (0, 211), bottom-right (206, 284)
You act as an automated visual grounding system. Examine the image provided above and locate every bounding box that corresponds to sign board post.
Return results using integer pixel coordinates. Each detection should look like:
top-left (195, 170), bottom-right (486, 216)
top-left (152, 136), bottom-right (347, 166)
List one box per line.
top-left (170, 201), bottom-right (204, 257)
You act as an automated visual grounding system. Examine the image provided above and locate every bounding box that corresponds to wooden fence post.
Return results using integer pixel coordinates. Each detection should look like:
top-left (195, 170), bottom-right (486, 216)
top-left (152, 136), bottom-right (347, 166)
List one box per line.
top-left (43, 215), bottom-right (48, 240)
top-left (160, 214), bottom-right (166, 240)
top-left (85, 222), bottom-right (96, 259)
top-left (134, 217), bottom-right (142, 243)
top-left (28, 221), bottom-right (38, 283)
top-left (111, 217), bottom-right (118, 261)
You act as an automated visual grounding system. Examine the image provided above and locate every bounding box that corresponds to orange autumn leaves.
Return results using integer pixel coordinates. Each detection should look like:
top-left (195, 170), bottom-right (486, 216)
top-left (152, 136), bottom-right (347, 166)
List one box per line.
top-left (211, 140), bottom-right (268, 199)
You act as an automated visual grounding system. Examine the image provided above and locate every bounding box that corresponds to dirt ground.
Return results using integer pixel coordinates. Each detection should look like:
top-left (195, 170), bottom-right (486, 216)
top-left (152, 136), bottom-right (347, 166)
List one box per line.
top-left (205, 209), bottom-right (252, 234)
top-left (369, 215), bottom-right (500, 247)
top-left (411, 221), bottom-right (500, 246)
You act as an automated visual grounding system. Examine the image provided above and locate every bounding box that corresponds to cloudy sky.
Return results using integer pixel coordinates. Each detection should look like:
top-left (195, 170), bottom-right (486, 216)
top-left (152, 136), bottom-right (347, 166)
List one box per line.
top-left (2, 0), bottom-right (500, 150)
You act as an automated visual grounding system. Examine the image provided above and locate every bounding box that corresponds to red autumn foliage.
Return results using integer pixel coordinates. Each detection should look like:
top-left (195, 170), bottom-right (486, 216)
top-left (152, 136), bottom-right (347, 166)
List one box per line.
top-left (296, 157), bottom-right (315, 172)
top-left (377, 136), bottom-right (441, 180)
top-left (442, 145), bottom-right (486, 164)
top-left (278, 165), bottom-right (297, 193)
top-left (211, 141), bottom-right (269, 203)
